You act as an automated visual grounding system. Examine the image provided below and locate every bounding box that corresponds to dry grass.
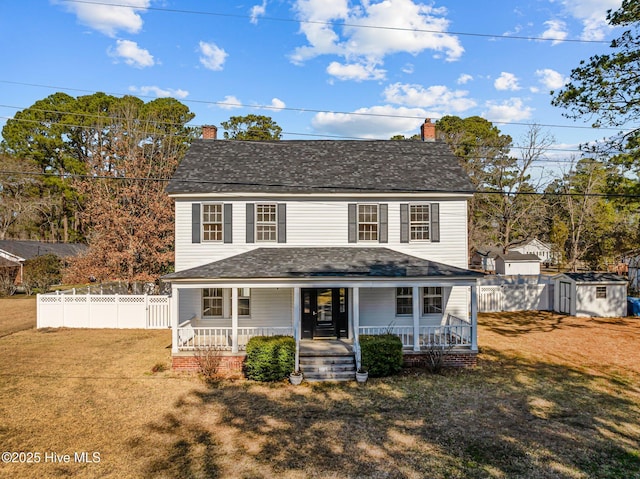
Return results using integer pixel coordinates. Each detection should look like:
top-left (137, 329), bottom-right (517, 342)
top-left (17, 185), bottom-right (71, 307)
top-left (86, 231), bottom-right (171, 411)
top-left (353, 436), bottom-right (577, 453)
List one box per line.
top-left (0, 295), bottom-right (37, 337)
top-left (1, 300), bottom-right (640, 478)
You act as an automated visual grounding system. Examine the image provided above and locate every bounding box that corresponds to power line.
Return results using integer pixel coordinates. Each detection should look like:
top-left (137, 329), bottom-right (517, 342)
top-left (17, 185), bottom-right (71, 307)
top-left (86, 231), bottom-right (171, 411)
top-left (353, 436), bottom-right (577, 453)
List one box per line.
top-left (1, 169), bottom-right (638, 199)
top-left (0, 89), bottom-right (631, 134)
top-left (60, 0), bottom-right (612, 45)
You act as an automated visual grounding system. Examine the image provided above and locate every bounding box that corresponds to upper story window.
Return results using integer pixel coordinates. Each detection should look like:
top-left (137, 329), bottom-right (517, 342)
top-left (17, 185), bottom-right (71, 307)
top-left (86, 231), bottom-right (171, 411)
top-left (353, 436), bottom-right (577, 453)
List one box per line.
top-left (410, 204), bottom-right (430, 241)
top-left (202, 203), bottom-right (223, 242)
top-left (256, 204), bottom-right (277, 242)
top-left (358, 204), bottom-right (378, 241)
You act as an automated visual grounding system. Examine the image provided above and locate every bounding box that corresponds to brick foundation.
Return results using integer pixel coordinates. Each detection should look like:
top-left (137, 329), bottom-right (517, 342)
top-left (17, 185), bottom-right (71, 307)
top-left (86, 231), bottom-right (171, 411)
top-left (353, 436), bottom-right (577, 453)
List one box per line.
top-left (172, 350), bottom-right (477, 373)
top-left (402, 350), bottom-right (477, 368)
top-left (172, 354), bottom-right (245, 372)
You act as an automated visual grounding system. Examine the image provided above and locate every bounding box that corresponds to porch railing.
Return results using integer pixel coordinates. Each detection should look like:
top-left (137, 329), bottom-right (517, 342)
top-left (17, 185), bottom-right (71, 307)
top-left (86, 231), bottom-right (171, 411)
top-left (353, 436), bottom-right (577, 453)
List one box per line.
top-left (177, 322), bottom-right (293, 351)
top-left (359, 314), bottom-right (471, 349)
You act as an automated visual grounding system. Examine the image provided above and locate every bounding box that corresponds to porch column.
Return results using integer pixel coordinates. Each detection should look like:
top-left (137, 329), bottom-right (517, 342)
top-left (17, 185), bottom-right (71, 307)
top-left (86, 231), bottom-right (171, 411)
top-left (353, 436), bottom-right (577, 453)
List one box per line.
top-left (470, 285), bottom-right (478, 351)
top-left (231, 287), bottom-right (239, 353)
top-left (171, 285), bottom-right (179, 353)
top-left (412, 286), bottom-right (420, 351)
top-left (352, 287), bottom-right (361, 370)
top-left (293, 286), bottom-right (301, 372)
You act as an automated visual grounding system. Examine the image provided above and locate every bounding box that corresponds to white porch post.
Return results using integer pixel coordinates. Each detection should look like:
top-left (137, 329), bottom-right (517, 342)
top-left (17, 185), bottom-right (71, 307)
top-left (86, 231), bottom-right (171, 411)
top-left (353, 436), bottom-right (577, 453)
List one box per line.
top-left (293, 287), bottom-right (301, 372)
top-left (352, 287), bottom-right (361, 370)
top-left (231, 287), bottom-right (239, 353)
top-left (171, 285), bottom-right (179, 353)
top-left (412, 285), bottom-right (420, 351)
top-left (470, 285), bottom-right (478, 351)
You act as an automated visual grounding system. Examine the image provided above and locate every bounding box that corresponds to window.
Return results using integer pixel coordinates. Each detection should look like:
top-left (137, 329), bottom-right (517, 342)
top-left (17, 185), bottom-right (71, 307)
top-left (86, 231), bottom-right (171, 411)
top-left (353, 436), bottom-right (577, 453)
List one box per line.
top-left (203, 288), bottom-right (223, 317)
top-left (596, 286), bottom-right (607, 299)
top-left (202, 204), bottom-right (223, 242)
top-left (410, 204), bottom-right (430, 241)
top-left (238, 288), bottom-right (251, 316)
top-left (396, 288), bottom-right (413, 315)
top-left (256, 204), bottom-right (277, 242)
top-left (358, 204), bottom-right (378, 241)
top-left (423, 287), bottom-right (443, 314)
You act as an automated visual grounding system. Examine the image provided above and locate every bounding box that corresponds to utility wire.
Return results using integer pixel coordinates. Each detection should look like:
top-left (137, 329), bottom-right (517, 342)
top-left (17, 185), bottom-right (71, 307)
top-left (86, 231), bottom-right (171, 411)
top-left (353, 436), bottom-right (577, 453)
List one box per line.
top-left (1, 80), bottom-right (628, 132)
top-left (60, 0), bottom-right (612, 45)
top-left (1, 169), bottom-right (639, 199)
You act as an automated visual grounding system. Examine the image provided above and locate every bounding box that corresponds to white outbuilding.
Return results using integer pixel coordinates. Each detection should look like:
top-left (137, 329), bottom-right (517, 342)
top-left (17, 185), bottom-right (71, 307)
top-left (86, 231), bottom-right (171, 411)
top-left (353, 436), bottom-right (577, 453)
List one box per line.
top-left (553, 273), bottom-right (628, 317)
top-left (495, 252), bottom-right (541, 276)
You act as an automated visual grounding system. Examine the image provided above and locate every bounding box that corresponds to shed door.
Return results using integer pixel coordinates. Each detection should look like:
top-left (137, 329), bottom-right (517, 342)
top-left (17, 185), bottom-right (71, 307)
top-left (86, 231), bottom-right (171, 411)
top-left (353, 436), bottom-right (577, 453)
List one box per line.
top-left (559, 281), bottom-right (571, 314)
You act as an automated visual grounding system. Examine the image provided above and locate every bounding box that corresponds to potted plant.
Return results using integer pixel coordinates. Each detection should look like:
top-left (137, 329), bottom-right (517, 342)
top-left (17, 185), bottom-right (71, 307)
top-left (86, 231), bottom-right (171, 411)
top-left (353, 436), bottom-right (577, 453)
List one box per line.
top-left (355, 368), bottom-right (368, 384)
top-left (289, 370), bottom-right (303, 385)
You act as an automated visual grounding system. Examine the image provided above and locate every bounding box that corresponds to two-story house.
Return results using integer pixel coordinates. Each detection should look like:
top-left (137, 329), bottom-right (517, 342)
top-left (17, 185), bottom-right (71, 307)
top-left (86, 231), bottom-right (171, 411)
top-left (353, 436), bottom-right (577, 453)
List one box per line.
top-left (164, 120), bottom-right (483, 376)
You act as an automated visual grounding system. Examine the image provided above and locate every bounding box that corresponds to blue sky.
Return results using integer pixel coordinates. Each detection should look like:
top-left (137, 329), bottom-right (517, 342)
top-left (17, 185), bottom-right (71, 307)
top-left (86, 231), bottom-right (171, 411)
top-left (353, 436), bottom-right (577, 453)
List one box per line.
top-left (0, 0), bottom-right (624, 171)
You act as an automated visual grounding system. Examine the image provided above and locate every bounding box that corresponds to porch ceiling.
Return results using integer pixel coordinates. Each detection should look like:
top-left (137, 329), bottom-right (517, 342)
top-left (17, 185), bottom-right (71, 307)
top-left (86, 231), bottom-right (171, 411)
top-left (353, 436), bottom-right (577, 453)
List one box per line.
top-left (163, 247), bottom-right (484, 282)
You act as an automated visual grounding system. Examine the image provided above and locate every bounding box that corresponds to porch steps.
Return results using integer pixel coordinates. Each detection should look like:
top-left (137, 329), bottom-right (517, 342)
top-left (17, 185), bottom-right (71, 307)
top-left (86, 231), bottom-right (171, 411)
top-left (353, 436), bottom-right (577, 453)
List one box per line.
top-left (299, 354), bottom-right (356, 382)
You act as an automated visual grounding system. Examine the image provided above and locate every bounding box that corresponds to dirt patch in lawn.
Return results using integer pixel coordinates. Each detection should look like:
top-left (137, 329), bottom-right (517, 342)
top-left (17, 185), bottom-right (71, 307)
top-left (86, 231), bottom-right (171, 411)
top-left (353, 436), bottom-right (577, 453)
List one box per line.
top-left (1, 306), bottom-right (640, 478)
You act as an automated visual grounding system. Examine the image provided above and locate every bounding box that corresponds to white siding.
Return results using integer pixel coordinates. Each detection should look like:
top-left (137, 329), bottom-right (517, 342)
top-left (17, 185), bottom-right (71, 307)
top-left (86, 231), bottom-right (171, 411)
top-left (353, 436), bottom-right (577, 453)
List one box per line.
top-left (575, 284), bottom-right (627, 318)
top-left (175, 197), bottom-right (469, 271)
top-left (496, 259), bottom-right (540, 275)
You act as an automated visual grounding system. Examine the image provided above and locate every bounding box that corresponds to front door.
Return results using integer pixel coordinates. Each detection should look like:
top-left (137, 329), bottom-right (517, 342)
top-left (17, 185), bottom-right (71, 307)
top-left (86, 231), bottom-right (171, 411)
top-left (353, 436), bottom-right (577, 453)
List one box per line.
top-left (301, 288), bottom-right (348, 339)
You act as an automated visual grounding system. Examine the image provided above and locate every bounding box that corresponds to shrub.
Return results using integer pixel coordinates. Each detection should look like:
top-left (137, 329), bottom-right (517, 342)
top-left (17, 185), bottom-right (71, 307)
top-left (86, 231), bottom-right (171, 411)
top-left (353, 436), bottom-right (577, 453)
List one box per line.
top-left (22, 254), bottom-right (62, 295)
top-left (360, 334), bottom-right (403, 377)
top-left (243, 335), bottom-right (295, 382)
top-left (193, 346), bottom-right (223, 384)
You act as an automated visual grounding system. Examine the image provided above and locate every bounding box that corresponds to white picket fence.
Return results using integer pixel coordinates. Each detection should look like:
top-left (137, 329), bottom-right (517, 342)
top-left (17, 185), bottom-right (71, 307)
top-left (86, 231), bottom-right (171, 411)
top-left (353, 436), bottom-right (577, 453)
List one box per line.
top-left (37, 293), bottom-right (170, 329)
top-left (478, 283), bottom-right (553, 312)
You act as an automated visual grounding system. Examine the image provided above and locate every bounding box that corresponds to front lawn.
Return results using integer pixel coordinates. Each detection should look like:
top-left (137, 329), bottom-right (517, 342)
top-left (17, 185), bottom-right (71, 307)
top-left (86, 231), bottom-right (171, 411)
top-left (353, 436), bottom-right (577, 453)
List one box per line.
top-left (1, 302), bottom-right (639, 478)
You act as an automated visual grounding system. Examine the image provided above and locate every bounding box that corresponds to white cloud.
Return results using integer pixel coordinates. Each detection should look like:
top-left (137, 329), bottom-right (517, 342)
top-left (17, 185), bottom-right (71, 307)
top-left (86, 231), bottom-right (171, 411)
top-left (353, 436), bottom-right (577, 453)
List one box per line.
top-left (312, 105), bottom-right (429, 139)
top-left (57, 0), bottom-right (150, 37)
top-left (108, 40), bottom-right (154, 68)
top-left (217, 95), bottom-right (243, 110)
top-left (383, 83), bottom-right (476, 112)
top-left (402, 63), bottom-right (415, 74)
top-left (540, 19), bottom-right (568, 45)
top-left (198, 41), bottom-right (228, 71)
top-left (457, 73), bottom-right (473, 85)
top-left (326, 61), bottom-right (386, 81)
top-left (483, 98), bottom-right (533, 123)
top-left (128, 85), bottom-right (188, 98)
top-left (250, 0), bottom-right (267, 24)
top-left (267, 98), bottom-right (286, 111)
top-left (558, 0), bottom-right (620, 41)
top-left (535, 68), bottom-right (567, 90)
top-left (494, 72), bottom-right (521, 91)
top-left (291, 0), bottom-right (464, 81)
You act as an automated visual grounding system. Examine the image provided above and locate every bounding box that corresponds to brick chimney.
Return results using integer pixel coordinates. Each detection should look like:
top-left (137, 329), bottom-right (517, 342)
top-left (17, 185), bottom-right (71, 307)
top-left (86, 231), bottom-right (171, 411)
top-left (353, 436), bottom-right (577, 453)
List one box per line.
top-left (202, 125), bottom-right (218, 140)
top-left (420, 118), bottom-right (436, 142)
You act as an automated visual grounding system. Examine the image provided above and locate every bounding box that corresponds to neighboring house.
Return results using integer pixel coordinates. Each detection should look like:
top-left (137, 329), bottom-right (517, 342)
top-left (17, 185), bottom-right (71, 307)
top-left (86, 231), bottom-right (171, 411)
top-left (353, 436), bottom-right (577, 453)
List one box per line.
top-left (509, 238), bottom-right (556, 266)
top-left (553, 273), bottom-right (628, 318)
top-left (163, 120), bottom-right (483, 376)
top-left (471, 247), bottom-right (501, 272)
top-left (0, 240), bottom-right (87, 285)
top-left (495, 252), bottom-right (541, 276)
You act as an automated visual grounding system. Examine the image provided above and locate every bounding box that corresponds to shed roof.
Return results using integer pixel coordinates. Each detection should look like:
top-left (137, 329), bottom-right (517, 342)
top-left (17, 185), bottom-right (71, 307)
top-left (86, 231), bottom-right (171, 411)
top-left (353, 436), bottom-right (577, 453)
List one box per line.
top-left (166, 139), bottom-right (474, 195)
top-left (163, 247), bottom-right (484, 281)
top-left (554, 272), bottom-right (627, 283)
top-left (497, 252), bottom-right (541, 262)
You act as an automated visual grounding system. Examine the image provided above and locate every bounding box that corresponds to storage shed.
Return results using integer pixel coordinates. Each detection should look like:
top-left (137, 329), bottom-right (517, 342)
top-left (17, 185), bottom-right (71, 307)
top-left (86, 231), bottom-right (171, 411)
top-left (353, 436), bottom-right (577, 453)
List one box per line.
top-left (553, 273), bottom-right (628, 317)
top-left (495, 252), bottom-right (540, 275)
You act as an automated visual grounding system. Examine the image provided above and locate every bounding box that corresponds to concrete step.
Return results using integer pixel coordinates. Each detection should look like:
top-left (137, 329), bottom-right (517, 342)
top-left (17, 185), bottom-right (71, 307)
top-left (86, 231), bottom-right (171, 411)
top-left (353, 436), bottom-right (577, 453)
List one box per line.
top-left (304, 371), bottom-right (357, 382)
top-left (299, 354), bottom-right (356, 382)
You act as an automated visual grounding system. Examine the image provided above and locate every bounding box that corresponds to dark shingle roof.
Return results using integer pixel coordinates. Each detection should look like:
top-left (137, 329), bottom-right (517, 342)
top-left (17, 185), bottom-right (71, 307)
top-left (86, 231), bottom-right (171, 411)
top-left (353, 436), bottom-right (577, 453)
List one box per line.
top-left (0, 240), bottom-right (87, 261)
top-left (497, 252), bottom-right (541, 262)
top-left (558, 272), bottom-right (627, 283)
top-left (163, 247), bottom-right (484, 280)
top-left (166, 139), bottom-right (474, 194)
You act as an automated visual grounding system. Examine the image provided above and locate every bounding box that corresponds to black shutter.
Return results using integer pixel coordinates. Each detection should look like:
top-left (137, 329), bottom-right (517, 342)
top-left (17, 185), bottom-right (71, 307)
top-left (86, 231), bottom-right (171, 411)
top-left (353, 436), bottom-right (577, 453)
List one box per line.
top-left (192, 203), bottom-right (201, 244)
top-left (223, 204), bottom-right (233, 243)
top-left (246, 203), bottom-right (255, 243)
top-left (431, 203), bottom-right (440, 242)
top-left (400, 204), bottom-right (409, 243)
top-left (277, 203), bottom-right (287, 243)
top-left (379, 204), bottom-right (388, 243)
top-left (348, 204), bottom-right (357, 243)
